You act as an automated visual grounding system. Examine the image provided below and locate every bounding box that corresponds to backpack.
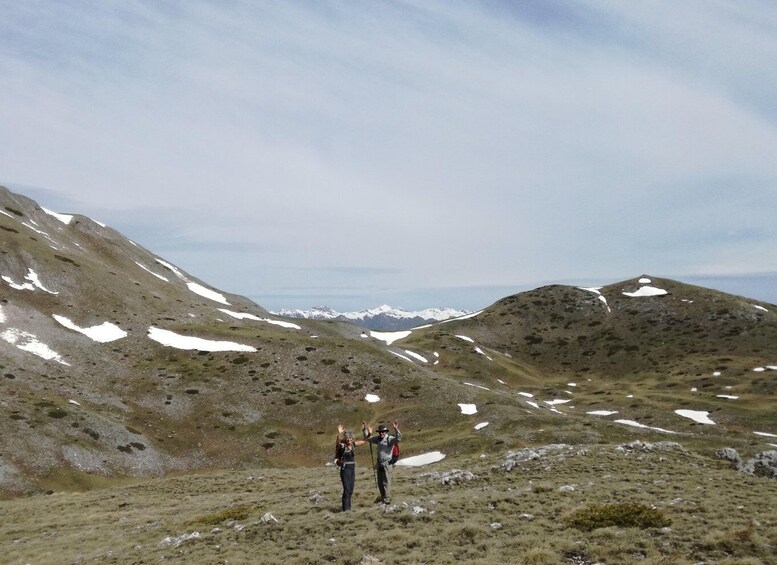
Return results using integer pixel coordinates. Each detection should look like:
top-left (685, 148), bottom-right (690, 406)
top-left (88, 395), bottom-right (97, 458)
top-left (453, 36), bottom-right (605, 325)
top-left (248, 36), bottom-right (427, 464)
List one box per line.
top-left (389, 443), bottom-right (399, 465)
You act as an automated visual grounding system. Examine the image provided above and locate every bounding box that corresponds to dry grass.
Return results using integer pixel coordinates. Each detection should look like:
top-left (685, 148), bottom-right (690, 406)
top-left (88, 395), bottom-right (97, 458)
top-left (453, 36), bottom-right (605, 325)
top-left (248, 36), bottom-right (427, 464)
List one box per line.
top-left (1, 442), bottom-right (776, 564)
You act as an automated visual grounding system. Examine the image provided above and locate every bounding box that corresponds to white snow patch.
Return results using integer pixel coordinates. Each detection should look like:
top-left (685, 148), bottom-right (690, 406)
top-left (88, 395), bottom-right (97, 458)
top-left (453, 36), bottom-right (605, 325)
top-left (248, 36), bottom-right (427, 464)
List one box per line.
top-left (365, 394), bottom-right (381, 403)
top-left (716, 395), bottom-right (739, 400)
top-left (389, 350), bottom-right (414, 362)
top-left (753, 431), bottom-right (777, 438)
top-left (154, 258), bottom-right (185, 279)
top-left (458, 403), bottom-right (477, 415)
top-left (455, 335), bottom-right (474, 343)
top-left (568, 383), bottom-right (577, 387)
top-left (0, 209), bottom-right (13, 218)
top-left (68, 399), bottom-right (80, 406)
top-left (518, 392), bottom-right (534, 398)
top-left (396, 451), bottom-right (445, 467)
top-left (3, 268), bottom-right (58, 294)
top-left (497, 379), bottom-right (506, 385)
top-left (1, 328), bottom-right (70, 365)
top-left (675, 409), bottom-right (715, 425)
top-left (587, 410), bottom-right (618, 416)
top-left (544, 399), bottom-right (571, 405)
top-left (623, 286), bottom-right (668, 298)
top-left (370, 330), bottom-right (411, 345)
top-left (404, 350), bottom-right (428, 363)
top-left (147, 327), bottom-right (256, 352)
top-left (217, 309), bottom-right (302, 329)
top-left (0, 305), bottom-right (5, 324)
top-left (464, 382), bottom-right (490, 391)
top-left (187, 282), bottom-right (229, 305)
top-left (753, 367), bottom-right (766, 372)
top-left (474, 422), bottom-right (489, 430)
top-left (474, 346), bottom-right (493, 360)
top-left (638, 277), bottom-right (652, 284)
top-left (42, 207), bottom-right (73, 224)
top-left (135, 262), bottom-right (169, 281)
top-left (713, 371), bottom-right (721, 377)
top-left (526, 401), bottom-right (540, 409)
top-left (53, 315), bottom-right (127, 343)
top-left (753, 304), bottom-right (769, 312)
top-left (614, 420), bottom-right (678, 434)
top-left (579, 286), bottom-right (603, 294)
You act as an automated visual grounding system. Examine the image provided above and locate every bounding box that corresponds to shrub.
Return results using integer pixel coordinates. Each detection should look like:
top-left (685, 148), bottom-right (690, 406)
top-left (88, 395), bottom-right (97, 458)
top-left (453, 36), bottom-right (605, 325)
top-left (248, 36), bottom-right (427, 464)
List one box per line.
top-left (564, 502), bottom-right (670, 531)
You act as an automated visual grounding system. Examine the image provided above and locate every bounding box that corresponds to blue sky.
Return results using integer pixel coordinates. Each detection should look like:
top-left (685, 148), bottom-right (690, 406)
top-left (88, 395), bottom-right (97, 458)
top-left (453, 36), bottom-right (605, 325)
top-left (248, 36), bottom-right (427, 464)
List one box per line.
top-left (2, 1), bottom-right (777, 311)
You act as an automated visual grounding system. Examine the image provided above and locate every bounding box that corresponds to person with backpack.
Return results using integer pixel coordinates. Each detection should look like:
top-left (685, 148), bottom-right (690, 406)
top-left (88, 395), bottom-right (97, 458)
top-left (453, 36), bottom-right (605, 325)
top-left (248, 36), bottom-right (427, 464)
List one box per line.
top-left (335, 424), bottom-right (368, 511)
top-left (363, 420), bottom-right (402, 505)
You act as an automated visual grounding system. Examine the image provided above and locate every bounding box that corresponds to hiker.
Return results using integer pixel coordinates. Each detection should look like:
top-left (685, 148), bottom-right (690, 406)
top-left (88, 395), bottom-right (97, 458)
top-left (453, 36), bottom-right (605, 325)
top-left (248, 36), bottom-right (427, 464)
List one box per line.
top-left (335, 424), bottom-right (367, 511)
top-left (363, 420), bottom-right (401, 504)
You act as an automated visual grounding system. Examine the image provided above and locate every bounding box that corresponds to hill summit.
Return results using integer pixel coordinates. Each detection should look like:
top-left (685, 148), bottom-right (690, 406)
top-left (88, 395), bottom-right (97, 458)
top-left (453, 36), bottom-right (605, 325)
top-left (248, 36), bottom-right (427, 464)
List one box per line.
top-left (1, 185), bottom-right (776, 498)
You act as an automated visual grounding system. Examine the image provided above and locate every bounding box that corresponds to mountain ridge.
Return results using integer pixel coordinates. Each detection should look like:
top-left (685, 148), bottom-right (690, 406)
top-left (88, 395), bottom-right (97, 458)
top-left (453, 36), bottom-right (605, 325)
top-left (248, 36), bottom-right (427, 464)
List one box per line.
top-left (273, 304), bottom-right (471, 330)
top-left (2, 184), bottom-right (776, 498)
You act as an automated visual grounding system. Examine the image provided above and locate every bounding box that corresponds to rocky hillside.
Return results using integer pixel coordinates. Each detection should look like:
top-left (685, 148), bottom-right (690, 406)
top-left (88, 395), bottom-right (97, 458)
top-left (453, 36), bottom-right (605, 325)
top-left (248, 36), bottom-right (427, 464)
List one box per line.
top-left (2, 185), bottom-right (776, 497)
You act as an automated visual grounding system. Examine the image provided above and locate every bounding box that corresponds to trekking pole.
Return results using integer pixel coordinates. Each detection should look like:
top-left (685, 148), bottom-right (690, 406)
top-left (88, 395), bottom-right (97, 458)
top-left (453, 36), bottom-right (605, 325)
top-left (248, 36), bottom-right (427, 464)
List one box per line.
top-left (368, 442), bottom-right (378, 490)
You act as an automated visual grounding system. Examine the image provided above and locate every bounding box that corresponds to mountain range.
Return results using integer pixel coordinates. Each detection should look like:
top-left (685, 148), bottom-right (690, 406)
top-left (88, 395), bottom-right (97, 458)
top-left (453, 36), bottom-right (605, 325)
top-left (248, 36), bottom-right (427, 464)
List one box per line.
top-left (273, 305), bottom-right (471, 330)
top-left (1, 184), bottom-right (776, 498)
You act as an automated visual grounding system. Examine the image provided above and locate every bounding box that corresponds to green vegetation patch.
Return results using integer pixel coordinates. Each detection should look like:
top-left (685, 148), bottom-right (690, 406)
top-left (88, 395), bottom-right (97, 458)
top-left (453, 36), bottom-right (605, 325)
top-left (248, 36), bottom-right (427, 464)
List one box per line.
top-left (564, 502), bottom-right (671, 531)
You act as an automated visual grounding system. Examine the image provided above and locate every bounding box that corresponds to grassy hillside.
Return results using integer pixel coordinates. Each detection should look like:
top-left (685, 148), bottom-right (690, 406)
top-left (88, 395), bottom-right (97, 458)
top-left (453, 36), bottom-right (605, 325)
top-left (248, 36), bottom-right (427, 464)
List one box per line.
top-left (1, 443), bottom-right (776, 564)
top-left (3, 185), bottom-right (777, 560)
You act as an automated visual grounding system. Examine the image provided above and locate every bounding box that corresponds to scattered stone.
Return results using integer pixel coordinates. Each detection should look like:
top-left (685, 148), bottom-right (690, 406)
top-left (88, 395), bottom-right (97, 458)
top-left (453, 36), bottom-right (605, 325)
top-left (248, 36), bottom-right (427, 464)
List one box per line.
top-left (260, 512), bottom-right (279, 524)
top-left (559, 484), bottom-right (576, 493)
top-left (519, 513), bottom-right (534, 521)
top-left (616, 440), bottom-right (686, 453)
top-left (717, 448), bottom-right (777, 479)
top-left (419, 469), bottom-right (477, 485)
top-left (498, 444), bottom-right (576, 471)
top-left (716, 448), bottom-right (742, 466)
top-left (412, 506), bottom-right (427, 514)
top-left (490, 522), bottom-right (502, 530)
top-left (159, 532), bottom-right (200, 547)
top-left (740, 450), bottom-right (777, 479)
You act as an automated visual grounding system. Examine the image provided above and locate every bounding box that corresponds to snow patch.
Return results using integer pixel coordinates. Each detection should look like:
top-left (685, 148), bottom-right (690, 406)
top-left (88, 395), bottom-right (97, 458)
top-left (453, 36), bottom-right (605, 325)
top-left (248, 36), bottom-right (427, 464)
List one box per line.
top-left (365, 394), bottom-right (381, 403)
top-left (474, 422), bottom-right (489, 430)
top-left (458, 403), bottom-right (477, 415)
top-left (53, 315), bottom-right (127, 343)
top-left (623, 286), bottom-right (668, 297)
top-left (614, 420), bottom-right (678, 434)
top-left (42, 207), bottom-right (73, 224)
top-left (370, 330), bottom-right (411, 345)
top-left (1, 328), bottom-right (70, 365)
top-left (404, 350), bottom-right (428, 363)
top-left (147, 327), bottom-right (255, 352)
top-left (3, 268), bottom-right (58, 294)
top-left (396, 451), bottom-right (445, 467)
top-left (675, 409), bottom-right (715, 425)
top-left (455, 335), bottom-right (474, 343)
top-left (135, 262), bottom-right (169, 281)
top-left (218, 309), bottom-right (301, 329)
top-left (587, 410), bottom-right (618, 416)
top-left (187, 282), bottom-right (230, 305)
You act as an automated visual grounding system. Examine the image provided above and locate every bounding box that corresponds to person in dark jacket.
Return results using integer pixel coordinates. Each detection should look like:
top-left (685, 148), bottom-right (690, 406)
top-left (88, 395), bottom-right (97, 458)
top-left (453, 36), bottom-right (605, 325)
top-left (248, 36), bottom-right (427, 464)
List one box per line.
top-left (363, 420), bottom-right (401, 504)
top-left (335, 424), bottom-right (367, 511)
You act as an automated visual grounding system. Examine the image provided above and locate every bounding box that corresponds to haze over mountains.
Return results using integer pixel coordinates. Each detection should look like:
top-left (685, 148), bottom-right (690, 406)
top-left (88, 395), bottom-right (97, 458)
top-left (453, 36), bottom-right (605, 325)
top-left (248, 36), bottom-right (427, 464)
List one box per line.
top-left (1, 185), bottom-right (776, 497)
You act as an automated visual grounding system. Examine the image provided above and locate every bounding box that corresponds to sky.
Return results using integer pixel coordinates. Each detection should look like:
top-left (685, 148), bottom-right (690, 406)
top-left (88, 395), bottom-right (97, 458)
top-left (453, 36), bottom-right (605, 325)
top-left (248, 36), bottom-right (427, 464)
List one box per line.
top-left (2, 1), bottom-right (777, 312)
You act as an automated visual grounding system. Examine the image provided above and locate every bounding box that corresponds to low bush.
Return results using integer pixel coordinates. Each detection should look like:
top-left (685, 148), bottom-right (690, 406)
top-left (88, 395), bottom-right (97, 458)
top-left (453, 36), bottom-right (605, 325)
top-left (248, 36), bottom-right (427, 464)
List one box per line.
top-left (563, 502), bottom-right (670, 531)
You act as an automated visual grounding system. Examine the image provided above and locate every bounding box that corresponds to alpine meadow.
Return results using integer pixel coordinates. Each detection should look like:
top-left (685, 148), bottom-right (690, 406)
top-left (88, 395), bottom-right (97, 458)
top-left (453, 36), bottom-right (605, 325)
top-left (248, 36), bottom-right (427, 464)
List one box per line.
top-left (1, 186), bottom-right (777, 564)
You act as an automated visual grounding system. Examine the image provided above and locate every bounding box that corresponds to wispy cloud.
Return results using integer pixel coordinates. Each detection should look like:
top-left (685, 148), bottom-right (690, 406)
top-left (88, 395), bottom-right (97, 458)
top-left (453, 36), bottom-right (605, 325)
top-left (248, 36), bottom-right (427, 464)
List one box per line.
top-left (2, 1), bottom-right (777, 309)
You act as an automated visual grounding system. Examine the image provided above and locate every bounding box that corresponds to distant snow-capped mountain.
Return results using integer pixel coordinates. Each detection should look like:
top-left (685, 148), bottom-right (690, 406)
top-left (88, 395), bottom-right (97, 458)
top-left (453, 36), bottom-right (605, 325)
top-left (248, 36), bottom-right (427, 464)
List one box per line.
top-left (273, 304), bottom-right (471, 330)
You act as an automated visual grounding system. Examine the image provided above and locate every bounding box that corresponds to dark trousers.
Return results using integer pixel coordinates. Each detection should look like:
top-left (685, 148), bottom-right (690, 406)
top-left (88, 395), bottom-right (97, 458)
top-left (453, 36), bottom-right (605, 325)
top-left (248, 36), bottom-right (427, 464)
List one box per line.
top-left (340, 464), bottom-right (355, 511)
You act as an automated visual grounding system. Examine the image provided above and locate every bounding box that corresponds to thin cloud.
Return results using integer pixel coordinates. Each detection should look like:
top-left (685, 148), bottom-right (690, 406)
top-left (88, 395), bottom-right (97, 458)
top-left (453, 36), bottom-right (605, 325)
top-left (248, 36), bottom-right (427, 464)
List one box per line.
top-left (2, 1), bottom-right (777, 310)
